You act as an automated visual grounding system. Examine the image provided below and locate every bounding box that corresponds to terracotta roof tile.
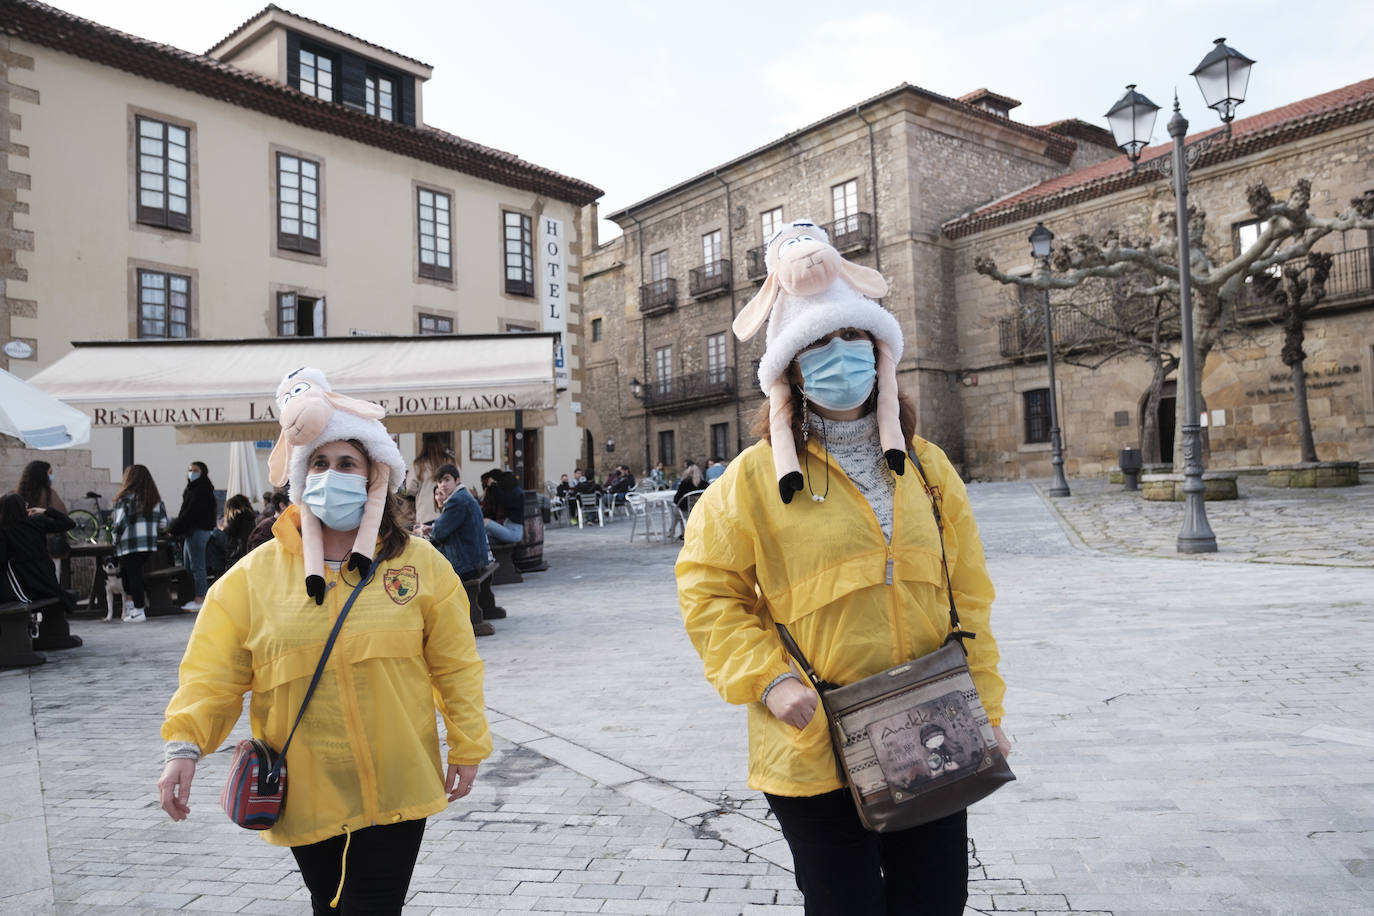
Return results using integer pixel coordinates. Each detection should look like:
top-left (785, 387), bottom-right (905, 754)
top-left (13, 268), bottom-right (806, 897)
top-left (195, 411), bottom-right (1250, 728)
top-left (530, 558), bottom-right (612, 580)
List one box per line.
top-left (941, 78), bottom-right (1374, 238)
top-left (2, 0), bottom-right (601, 205)
top-left (209, 3), bottom-right (431, 70)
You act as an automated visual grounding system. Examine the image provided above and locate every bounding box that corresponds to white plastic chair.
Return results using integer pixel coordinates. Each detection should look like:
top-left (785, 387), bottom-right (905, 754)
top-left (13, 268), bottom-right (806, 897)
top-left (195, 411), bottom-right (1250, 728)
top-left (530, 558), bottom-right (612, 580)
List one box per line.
top-left (626, 493), bottom-right (662, 543)
top-left (576, 492), bottom-right (605, 528)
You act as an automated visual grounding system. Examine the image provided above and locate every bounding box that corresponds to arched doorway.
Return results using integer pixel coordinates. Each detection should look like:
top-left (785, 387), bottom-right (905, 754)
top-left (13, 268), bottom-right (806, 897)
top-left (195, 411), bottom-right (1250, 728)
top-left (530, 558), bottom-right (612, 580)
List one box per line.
top-left (583, 429), bottom-right (596, 480)
top-left (1140, 379), bottom-right (1176, 464)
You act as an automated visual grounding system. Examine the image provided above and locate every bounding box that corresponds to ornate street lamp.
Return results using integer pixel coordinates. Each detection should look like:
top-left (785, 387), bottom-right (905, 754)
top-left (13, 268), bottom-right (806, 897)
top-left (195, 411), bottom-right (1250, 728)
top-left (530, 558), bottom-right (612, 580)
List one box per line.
top-left (1028, 222), bottom-right (1071, 497)
top-left (1105, 38), bottom-right (1255, 554)
top-left (629, 377), bottom-right (643, 400)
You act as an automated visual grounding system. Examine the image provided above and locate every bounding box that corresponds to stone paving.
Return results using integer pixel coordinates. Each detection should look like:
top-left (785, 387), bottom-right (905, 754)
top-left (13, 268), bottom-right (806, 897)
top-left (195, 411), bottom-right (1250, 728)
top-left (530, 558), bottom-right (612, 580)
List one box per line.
top-left (1, 478), bottom-right (1372, 915)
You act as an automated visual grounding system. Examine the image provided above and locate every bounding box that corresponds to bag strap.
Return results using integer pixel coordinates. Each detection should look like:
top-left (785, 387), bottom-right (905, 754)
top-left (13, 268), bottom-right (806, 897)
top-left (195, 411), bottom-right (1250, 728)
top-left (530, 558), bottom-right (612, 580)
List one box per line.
top-left (266, 557), bottom-right (382, 783)
top-left (775, 445), bottom-right (974, 687)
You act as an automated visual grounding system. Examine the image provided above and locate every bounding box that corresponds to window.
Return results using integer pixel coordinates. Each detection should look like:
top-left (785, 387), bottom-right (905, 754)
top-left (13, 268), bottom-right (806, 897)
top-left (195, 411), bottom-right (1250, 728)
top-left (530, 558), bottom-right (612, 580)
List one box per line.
top-left (710, 422), bottom-right (729, 461)
top-left (706, 332), bottom-right (727, 384)
top-left (1235, 218), bottom-right (1282, 283)
top-left (278, 292), bottom-right (324, 337)
top-left (136, 117), bottom-right (190, 231)
top-left (504, 211), bottom-right (534, 296)
top-left (655, 345), bottom-right (673, 395)
top-left (702, 230), bottom-right (722, 277)
top-left (1024, 389), bottom-right (1051, 444)
top-left (591, 317), bottom-right (603, 342)
top-left (761, 207), bottom-right (783, 243)
top-left (650, 250), bottom-right (669, 282)
top-left (833, 179), bottom-right (859, 235)
top-left (277, 153), bottom-right (321, 255)
top-left (658, 430), bottom-right (676, 469)
top-left (296, 45), bottom-right (334, 101)
top-left (418, 313), bottom-right (452, 335)
top-left (418, 188), bottom-right (452, 281)
top-left (365, 72), bottom-right (395, 121)
top-left (137, 270), bottom-right (189, 338)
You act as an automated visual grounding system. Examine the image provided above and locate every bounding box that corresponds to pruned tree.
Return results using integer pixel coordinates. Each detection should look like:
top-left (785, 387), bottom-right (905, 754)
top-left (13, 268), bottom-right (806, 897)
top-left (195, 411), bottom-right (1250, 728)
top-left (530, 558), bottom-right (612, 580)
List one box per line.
top-left (975, 180), bottom-right (1374, 467)
top-left (1273, 250), bottom-right (1334, 462)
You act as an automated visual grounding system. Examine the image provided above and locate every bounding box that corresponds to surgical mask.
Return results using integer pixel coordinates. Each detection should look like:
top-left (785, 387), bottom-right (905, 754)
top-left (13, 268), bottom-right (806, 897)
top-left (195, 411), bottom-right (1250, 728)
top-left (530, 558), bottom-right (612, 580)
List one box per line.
top-left (797, 337), bottom-right (877, 411)
top-left (188, 470), bottom-right (200, 482)
top-left (302, 470), bottom-right (369, 532)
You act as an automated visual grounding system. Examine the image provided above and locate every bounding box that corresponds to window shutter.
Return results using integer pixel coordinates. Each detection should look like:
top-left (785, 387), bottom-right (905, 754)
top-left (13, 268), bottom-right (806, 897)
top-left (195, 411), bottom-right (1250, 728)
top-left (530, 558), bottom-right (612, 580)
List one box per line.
top-left (286, 32), bottom-right (301, 88)
top-left (399, 77), bottom-right (415, 127)
top-left (340, 53), bottom-right (367, 111)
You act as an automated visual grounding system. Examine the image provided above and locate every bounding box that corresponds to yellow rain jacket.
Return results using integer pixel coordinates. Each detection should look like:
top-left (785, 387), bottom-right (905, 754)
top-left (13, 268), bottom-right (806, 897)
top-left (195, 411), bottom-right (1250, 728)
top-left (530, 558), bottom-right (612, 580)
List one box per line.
top-left (676, 436), bottom-right (1004, 798)
top-left (162, 506), bottom-right (492, 847)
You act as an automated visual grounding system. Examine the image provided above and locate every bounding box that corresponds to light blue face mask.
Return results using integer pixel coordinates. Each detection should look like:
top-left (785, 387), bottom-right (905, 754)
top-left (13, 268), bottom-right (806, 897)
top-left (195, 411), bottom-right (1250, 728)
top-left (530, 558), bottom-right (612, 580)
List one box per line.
top-left (188, 470), bottom-right (200, 482)
top-left (797, 337), bottom-right (877, 411)
top-left (302, 469), bottom-right (369, 532)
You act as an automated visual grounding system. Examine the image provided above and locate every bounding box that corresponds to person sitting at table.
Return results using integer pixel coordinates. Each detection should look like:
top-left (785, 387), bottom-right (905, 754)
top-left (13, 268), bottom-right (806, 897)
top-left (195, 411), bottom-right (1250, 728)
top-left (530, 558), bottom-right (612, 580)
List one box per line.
top-left (649, 461), bottom-right (667, 490)
top-left (0, 492), bottom-right (82, 649)
top-left (16, 459), bottom-right (70, 578)
top-left (110, 464), bottom-right (168, 623)
top-left (705, 456), bottom-right (728, 484)
top-left (555, 474), bottom-right (572, 501)
top-left (672, 460), bottom-right (707, 540)
top-left (428, 465), bottom-right (495, 637)
top-left (246, 491), bottom-right (289, 553)
top-left (481, 471), bottom-right (526, 545)
top-left (218, 495), bottom-right (257, 572)
top-left (604, 464), bottom-right (635, 513)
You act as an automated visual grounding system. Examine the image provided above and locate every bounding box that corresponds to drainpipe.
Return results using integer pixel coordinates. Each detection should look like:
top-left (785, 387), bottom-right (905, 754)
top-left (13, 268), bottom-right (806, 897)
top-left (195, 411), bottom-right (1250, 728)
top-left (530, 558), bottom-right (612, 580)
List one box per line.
top-left (854, 104), bottom-right (882, 275)
top-left (626, 209), bottom-right (651, 475)
top-left (712, 170), bottom-right (744, 456)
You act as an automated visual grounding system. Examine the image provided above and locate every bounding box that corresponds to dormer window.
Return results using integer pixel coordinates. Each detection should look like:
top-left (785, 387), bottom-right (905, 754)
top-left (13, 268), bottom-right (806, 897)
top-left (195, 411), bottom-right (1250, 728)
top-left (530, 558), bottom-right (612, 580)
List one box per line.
top-left (366, 71), bottom-right (395, 121)
top-left (957, 89), bottom-right (1021, 120)
top-left (296, 44), bottom-right (335, 101)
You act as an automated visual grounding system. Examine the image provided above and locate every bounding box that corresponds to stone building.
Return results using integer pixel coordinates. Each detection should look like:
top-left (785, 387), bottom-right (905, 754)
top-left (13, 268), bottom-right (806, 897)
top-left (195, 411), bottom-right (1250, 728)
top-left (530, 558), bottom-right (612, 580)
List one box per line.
top-left (581, 77), bottom-right (1373, 482)
top-left (578, 84), bottom-right (1118, 479)
top-left (0, 1), bottom-right (600, 498)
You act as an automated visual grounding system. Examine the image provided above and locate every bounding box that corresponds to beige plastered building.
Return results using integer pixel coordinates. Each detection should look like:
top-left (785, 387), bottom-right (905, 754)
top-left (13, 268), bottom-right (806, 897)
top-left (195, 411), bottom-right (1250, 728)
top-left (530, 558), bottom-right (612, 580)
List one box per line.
top-left (1, 1), bottom-right (601, 502)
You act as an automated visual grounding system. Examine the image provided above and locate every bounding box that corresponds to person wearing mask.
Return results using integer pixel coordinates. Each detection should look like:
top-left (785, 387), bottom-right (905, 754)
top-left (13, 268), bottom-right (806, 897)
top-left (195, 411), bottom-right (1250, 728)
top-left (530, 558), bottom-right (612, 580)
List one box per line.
top-left (16, 459), bottom-right (69, 576)
top-left (110, 464), bottom-right (168, 623)
top-left (554, 474), bottom-right (572, 501)
top-left (480, 471), bottom-right (525, 545)
top-left (158, 375), bottom-right (490, 915)
top-left (676, 221), bottom-right (1007, 914)
top-left (0, 492), bottom-right (81, 650)
top-left (168, 461), bottom-right (216, 612)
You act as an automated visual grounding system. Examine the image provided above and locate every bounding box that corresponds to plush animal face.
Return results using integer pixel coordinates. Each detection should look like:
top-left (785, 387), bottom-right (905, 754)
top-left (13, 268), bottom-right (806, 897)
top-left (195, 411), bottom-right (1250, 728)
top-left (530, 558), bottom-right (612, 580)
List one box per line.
top-left (267, 367), bottom-right (387, 489)
top-left (769, 226), bottom-right (845, 298)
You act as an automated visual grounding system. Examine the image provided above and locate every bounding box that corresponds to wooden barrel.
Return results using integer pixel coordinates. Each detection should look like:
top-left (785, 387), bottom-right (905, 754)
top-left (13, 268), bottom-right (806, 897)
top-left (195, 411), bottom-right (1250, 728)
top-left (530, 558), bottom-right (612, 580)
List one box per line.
top-left (513, 490), bottom-right (549, 572)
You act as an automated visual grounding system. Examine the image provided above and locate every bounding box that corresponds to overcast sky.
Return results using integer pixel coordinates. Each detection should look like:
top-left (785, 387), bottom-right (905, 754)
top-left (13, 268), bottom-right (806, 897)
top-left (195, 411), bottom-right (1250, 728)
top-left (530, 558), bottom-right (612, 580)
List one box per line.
top-left (51, 0), bottom-right (1374, 240)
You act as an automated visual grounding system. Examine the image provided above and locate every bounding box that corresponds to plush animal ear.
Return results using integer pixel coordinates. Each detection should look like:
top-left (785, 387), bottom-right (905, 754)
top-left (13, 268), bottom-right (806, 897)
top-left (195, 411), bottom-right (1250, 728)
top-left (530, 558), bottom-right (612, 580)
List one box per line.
top-left (733, 274), bottom-right (781, 341)
top-left (324, 390), bottom-right (386, 420)
top-left (267, 432), bottom-right (291, 487)
top-left (840, 260), bottom-right (888, 298)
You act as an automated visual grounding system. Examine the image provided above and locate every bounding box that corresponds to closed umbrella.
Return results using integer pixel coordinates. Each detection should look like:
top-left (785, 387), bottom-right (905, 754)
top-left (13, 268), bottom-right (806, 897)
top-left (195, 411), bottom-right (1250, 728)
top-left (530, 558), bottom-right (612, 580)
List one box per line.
top-left (0, 367), bottom-right (90, 449)
top-left (225, 440), bottom-right (263, 502)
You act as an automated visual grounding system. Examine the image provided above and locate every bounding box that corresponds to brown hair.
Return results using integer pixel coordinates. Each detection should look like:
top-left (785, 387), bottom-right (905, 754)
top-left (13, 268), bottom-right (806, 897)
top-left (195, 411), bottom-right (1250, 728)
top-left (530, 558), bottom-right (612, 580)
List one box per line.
top-left (16, 460), bottom-right (55, 507)
top-left (749, 383), bottom-right (918, 448)
top-left (342, 438), bottom-right (410, 562)
top-left (113, 464), bottom-right (162, 514)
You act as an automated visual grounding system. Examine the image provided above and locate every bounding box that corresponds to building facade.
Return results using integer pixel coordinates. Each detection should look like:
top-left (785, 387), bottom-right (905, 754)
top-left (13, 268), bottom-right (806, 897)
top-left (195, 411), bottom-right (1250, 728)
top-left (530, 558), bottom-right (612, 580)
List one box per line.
top-left (581, 78), bottom-right (1374, 482)
top-left (1, 1), bottom-right (601, 499)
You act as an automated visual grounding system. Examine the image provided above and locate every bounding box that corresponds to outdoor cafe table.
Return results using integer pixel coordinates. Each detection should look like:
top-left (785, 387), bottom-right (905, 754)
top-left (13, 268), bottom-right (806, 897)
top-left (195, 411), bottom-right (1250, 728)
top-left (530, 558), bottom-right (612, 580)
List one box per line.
top-left (640, 490), bottom-right (678, 536)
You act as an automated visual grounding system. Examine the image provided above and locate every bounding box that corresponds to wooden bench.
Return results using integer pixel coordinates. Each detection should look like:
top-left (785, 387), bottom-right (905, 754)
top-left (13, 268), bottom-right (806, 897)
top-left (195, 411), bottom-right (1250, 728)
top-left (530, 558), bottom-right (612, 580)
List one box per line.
top-left (144, 564), bottom-right (192, 617)
top-left (490, 543), bottom-right (522, 585)
top-left (0, 598), bottom-right (60, 668)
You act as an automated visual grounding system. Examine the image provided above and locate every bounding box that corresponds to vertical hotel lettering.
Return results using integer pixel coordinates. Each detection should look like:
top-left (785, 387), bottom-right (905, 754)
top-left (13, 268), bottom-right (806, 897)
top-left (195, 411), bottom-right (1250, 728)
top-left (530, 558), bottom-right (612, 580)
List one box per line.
top-left (541, 216), bottom-right (569, 390)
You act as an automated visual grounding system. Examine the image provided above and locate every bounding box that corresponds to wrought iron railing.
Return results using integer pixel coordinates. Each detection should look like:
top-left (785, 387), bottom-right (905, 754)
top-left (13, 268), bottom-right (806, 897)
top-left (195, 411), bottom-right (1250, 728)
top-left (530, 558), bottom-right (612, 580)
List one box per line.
top-left (826, 212), bottom-right (873, 253)
top-left (690, 260), bottom-right (732, 298)
top-left (1235, 245), bottom-right (1373, 318)
top-left (643, 367), bottom-right (737, 411)
top-left (745, 246), bottom-right (767, 282)
top-left (639, 277), bottom-right (677, 315)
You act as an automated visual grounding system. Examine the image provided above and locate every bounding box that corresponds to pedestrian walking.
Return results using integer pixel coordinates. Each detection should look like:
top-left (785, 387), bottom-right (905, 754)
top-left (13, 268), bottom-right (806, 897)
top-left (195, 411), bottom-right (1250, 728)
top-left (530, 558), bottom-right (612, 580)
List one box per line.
top-left (110, 464), bottom-right (167, 623)
top-left (168, 460), bottom-right (216, 611)
top-left (676, 220), bottom-right (1010, 915)
top-left (158, 368), bottom-right (490, 915)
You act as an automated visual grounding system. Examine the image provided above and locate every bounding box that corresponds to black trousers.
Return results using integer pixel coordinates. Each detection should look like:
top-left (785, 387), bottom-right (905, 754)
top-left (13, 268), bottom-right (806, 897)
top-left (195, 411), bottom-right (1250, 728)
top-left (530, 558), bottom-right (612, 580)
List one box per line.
top-left (765, 790), bottom-right (968, 916)
top-left (118, 552), bottom-right (152, 608)
top-left (291, 818), bottom-right (426, 915)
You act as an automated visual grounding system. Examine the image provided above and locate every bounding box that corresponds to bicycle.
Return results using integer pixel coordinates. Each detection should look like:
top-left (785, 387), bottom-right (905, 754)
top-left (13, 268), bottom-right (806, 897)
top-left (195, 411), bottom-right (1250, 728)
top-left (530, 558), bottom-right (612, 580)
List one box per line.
top-left (67, 491), bottom-right (114, 545)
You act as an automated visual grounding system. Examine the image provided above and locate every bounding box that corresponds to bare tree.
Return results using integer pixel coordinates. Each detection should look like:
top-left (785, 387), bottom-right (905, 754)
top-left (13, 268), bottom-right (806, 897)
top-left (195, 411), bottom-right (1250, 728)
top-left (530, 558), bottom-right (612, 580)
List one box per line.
top-left (975, 180), bottom-right (1374, 467)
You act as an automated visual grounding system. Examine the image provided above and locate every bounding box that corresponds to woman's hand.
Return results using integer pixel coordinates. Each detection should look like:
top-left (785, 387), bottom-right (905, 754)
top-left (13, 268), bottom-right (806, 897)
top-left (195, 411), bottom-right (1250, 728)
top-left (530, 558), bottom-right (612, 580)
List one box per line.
top-left (764, 677), bottom-right (817, 730)
top-left (158, 758), bottom-right (197, 821)
top-left (445, 763), bottom-right (478, 801)
top-left (992, 725), bottom-right (1011, 758)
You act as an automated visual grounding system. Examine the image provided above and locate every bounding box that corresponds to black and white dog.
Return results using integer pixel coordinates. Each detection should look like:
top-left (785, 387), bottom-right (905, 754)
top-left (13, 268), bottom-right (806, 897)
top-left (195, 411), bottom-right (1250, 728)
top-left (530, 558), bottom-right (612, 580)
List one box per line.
top-left (101, 557), bottom-right (144, 622)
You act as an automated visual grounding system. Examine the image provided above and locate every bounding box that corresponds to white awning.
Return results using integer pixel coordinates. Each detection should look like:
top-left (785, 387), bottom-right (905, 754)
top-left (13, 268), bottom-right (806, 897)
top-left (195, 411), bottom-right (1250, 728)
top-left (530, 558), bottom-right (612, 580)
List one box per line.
top-left (27, 335), bottom-right (558, 442)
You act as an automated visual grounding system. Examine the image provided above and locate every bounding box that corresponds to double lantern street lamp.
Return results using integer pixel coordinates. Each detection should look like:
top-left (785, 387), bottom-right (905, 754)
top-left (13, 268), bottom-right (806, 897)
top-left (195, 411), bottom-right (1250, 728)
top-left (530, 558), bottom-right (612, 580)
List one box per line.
top-left (1028, 222), bottom-right (1071, 498)
top-left (1103, 37), bottom-right (1255, 554)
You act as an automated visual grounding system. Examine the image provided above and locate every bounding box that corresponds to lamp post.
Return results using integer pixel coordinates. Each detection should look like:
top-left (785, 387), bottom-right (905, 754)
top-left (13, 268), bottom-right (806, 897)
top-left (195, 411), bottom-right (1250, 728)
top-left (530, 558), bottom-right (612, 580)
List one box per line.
top-left (629, 377), bottom-right (648, 471)
top-left (1028, 222), bottom-right (1070, 497)
top-left (1104, 38), bottom-right (1254, 554)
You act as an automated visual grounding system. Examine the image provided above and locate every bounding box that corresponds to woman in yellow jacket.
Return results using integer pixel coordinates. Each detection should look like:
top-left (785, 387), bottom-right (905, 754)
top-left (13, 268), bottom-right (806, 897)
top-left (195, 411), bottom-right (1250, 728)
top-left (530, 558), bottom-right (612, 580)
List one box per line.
top-left (158, 369), bottom-right (490, 914)
top-left (677, 221), bottom-right (1009, 915)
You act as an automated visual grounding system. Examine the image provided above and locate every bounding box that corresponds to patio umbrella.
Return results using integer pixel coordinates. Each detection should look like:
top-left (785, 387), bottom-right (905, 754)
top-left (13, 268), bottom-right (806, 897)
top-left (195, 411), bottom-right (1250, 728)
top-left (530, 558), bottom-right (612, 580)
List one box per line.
top-left (225, 440), bottom-right (264, 502)
top-left (0, 367), bottom-right (91, 449)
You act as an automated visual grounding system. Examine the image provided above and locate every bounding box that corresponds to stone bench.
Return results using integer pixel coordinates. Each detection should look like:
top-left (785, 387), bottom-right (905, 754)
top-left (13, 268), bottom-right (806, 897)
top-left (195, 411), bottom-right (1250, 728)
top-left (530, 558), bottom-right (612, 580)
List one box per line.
top-left (1265, 462), bottom-right (1359, 488)
top-left (1140, 471), bottom-right (1239, 501)
top-left (0, 597), bottom-right (60, 668)
top-left (490, 543), bottom-right (523, 586)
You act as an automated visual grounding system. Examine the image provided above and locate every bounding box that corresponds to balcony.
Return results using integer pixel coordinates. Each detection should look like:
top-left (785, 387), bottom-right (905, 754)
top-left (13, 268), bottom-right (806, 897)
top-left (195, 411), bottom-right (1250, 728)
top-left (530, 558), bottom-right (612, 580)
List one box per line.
top-left (689, 259), bottom-right (732, 299)
top-left (1235, 245), bottom-right (1374, 318)
top-left (998, 301), bottom-right (1141, 359)
top-left (643, 367), bottom-right (737, 412)
top-left (826, 212), bottom-right (874, 254)
top-left (745, 246), bottom-right (768, 282)
top-left (639, 277), bottom-right (678, 316)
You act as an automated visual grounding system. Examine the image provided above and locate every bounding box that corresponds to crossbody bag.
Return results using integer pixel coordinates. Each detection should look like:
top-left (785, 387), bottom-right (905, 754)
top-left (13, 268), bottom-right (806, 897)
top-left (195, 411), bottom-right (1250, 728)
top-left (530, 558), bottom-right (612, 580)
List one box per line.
top-left (776, 449), bottom-right (1014, 832)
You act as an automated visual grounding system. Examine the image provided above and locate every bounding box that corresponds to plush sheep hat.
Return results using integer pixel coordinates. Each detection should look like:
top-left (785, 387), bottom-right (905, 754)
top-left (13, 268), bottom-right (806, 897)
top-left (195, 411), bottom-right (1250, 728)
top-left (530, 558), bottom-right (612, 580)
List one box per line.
top-left (267, 367), bottom-right (406, 602)
top-left (733, 219), bottom-right (907, 503)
